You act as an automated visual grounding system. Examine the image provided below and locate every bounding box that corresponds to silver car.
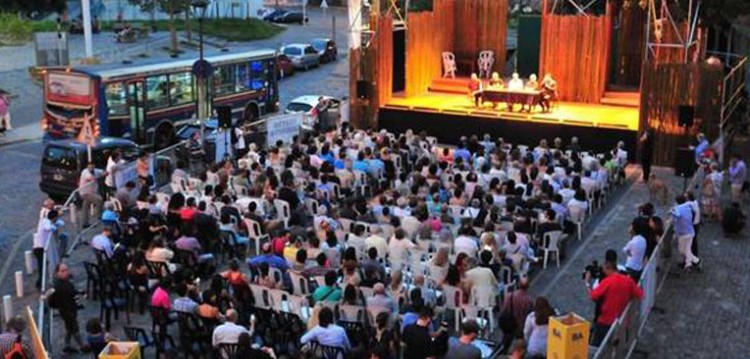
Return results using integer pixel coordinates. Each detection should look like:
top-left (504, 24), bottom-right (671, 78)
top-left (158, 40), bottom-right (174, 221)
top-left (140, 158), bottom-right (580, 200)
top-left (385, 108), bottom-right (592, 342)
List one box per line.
top-left (280, 44), bottom-right (320, 70)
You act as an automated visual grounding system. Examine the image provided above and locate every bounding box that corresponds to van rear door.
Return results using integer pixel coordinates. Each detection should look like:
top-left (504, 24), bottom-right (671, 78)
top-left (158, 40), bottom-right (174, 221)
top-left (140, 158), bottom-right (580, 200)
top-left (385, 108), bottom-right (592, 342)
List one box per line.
top-left (39, 144), bottom-right (81, 199)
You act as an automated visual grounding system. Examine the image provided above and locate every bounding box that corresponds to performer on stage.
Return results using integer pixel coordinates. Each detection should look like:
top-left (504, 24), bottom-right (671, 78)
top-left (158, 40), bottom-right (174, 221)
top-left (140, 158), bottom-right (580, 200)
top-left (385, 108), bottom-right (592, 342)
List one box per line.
top-left (522, 74), bottom-right (540, 113)
top-left (540, 73), bottom-right (558, 113)
top-left (468, 73), bottom-right (483, 107)
top-left (489, 72), bottom-right (504, 89)
top-left (507, 72), bottom-right (524, 111)
top-left (526, 73), bottom-right (539, 90)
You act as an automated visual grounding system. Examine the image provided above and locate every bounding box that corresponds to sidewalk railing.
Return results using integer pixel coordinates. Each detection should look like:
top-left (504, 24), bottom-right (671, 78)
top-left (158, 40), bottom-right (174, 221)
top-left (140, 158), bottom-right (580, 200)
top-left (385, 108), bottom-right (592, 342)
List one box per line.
top-left (592, 222), bottom-right (675, 358)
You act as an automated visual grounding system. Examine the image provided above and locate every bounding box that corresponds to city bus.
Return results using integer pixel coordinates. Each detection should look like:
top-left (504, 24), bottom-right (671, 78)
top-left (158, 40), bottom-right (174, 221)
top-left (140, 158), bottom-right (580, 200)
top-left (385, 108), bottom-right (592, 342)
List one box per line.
top-left (42, 48), bottom-right (279, 149)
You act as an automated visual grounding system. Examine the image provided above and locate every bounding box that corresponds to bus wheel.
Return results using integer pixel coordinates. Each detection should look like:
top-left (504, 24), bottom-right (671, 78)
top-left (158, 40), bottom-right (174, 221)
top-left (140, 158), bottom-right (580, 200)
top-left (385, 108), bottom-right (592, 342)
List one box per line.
top-left (154, 124), bottom-right (175, 150)
top-left (243, 103), bottom-right (259, 126)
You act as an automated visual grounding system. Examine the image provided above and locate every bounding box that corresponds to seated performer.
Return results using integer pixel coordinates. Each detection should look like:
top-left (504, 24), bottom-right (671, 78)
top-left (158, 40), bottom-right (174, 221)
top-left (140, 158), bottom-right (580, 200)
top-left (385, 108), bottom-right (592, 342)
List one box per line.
top-left (506, 72), bottom-right (524, 111)
top-left (489, 72), bottom-right (504, 89)
top-left (526, 73), bottom-right (539, 90)
top-left (468, 73), bottom-right (483, 107)
top-left (521, 73), bottom-right (540, 113)
top-left (539, 73), bottom-right (558, 113)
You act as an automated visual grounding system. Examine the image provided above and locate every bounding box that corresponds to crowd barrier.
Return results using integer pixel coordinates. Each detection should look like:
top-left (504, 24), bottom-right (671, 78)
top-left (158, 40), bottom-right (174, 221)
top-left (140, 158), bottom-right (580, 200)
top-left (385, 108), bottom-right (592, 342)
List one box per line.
top-left (592, 223), bottom-right (675, 359)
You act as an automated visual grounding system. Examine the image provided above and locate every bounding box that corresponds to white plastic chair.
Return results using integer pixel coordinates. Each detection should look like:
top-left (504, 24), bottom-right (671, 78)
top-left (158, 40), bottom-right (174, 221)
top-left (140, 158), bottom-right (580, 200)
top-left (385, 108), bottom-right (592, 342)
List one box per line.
top-left (541, 230), bottom-right (563, 269)
top-left (243, 218), bottom-right (268, 256)
top-left (569, 205), bottom-right (586, 241)
top-left (273, 199), bottom-right (291, 228)
top-left (289, 271), bottom-right (311, 296)
top-left (477, 50), bottom-right (495, 79)
top-left (442, 285), bottom-right (464, 332)
top-left (442, 52), bottom-right (457, 78)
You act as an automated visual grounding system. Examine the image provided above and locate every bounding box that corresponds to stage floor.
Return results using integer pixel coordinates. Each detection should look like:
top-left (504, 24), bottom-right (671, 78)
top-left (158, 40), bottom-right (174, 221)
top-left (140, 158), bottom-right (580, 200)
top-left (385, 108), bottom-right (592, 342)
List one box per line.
top-left (385, 92), bottom-right (639, 131)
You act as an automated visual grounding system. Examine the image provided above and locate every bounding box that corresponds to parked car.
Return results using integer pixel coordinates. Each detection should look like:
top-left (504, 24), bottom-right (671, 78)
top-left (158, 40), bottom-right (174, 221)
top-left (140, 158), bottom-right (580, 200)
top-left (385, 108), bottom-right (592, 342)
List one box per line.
top-left (276, 54), bottom-right (295, 78)
top-left (271, 11), bottom-right (308, 24)
top-left (281, 44), bottom-right (320, 70)
top-left (285, 95), bottom-right (341, 130)
top-left (311, 38), bottom-right (338, 63)
top-left (39, 137), bottom-right (141, 200)
top-left (263, 9), bottom-right (287, 21)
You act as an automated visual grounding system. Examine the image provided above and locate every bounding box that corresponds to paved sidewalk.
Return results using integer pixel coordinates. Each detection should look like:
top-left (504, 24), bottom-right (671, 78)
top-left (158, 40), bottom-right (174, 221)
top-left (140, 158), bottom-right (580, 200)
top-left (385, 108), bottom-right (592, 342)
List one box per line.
top-left (0, 123), bottom-right (44, 148)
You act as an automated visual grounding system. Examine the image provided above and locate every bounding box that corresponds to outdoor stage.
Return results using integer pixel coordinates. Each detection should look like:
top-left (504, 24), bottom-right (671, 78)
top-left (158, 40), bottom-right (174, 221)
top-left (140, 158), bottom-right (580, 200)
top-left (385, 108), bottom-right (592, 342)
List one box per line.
top-left (379, 92), bottom-right (640, 158)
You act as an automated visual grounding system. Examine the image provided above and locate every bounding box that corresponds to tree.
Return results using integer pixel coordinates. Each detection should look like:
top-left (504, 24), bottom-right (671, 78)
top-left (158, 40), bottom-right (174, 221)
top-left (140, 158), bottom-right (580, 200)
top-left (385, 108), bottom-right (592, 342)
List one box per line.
top-left (128, 0), bottom-right (190, 54)
top-left (6, 0), bottom-right (67, 16)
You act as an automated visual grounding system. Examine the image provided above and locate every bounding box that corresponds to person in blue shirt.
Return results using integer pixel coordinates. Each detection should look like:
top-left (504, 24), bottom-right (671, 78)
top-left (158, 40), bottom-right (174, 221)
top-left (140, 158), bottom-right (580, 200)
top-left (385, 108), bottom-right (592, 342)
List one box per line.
top-left (247, 243), bottom-right (289, 273)
top-left (300, 307), bottom-right (351, 351)
top-left (671, 195), bottom-right (700, 270)
top-left (320, 143), bottom-right (335, 163)
top-left (353, 152), bottom-right (370, 173)
top-left (453, 142), bottom-right (471, 164)
top-left (693, 133), bottom-right (709, 163)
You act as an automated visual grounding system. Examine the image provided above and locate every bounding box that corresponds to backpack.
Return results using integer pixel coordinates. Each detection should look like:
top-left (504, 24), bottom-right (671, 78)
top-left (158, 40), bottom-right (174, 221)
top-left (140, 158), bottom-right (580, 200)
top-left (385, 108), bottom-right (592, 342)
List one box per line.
top-left (4, 335), bottom-right (27, 359)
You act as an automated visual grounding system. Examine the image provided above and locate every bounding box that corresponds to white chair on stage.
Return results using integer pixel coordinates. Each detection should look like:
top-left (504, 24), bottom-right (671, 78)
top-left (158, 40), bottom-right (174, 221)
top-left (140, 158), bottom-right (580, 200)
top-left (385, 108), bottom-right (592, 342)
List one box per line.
top-left (477, 51), bottom-right (495, 79)
top-left (442, 52), bottom-right (457, 78)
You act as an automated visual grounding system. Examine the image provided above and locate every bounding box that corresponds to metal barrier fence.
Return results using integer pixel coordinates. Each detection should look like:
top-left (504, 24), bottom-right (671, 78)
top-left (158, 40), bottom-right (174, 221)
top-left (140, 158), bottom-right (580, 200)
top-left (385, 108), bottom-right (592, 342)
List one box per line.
top-left (592, 223), bottom-right (675, 359)
top-left (35, 140), bottom-right (186, 356)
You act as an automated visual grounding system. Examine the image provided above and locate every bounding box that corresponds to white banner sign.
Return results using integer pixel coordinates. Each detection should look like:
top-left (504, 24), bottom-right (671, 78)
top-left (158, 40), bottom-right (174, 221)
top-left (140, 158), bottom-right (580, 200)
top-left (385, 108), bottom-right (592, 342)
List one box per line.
top-left (348, 0), bottom-right (362, 49)
top-left (267, 113), bottom-right (302, 146)
top-left (114, 161), bottom-right (139, 190)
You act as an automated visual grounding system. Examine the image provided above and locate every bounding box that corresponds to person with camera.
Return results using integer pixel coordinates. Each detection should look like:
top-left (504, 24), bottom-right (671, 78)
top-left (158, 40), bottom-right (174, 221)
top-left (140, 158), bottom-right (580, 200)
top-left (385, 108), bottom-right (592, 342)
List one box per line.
top-left (585, 260), bottom-right (643, 347)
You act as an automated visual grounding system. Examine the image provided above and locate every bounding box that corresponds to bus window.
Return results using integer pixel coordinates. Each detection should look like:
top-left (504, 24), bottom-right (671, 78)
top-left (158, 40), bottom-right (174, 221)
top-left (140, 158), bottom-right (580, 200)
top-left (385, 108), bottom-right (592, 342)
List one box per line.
top-left (105, 82), bottom-right (128, 115)
top-left (146, 75), bottom-right (169, 109)
top-left (236, 63), bottom-right (250, 92)
top-left (169, 72), bottom-right (194, 106)
top-left (214, 65), bottom-right (236, 95)
top-left (250, 61), bottom-right (266, 90)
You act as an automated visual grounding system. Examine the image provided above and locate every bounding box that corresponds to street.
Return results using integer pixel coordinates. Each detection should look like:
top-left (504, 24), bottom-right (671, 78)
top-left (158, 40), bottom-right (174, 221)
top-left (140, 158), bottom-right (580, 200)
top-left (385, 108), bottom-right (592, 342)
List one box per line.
top-left (0, 7), bottom-right (350, 293)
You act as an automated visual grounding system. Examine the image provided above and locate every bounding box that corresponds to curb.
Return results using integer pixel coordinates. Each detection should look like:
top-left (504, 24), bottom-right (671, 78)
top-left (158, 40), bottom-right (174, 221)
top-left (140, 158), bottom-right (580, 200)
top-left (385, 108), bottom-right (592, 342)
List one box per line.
top-left (0, 136), bottom-right (40, 148)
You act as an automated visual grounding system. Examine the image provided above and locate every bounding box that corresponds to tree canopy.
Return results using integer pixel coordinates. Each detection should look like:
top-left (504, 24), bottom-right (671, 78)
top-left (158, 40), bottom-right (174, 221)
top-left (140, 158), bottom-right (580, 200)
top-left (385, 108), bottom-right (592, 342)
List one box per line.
top-left (5, 0), bottom-right (66, 15)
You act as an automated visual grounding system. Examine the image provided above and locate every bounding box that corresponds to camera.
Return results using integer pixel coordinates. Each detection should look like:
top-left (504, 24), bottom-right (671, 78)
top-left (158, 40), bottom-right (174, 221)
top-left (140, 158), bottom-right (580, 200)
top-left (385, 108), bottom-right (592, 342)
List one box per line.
top-left (582, 260), bottom-right (602, 280)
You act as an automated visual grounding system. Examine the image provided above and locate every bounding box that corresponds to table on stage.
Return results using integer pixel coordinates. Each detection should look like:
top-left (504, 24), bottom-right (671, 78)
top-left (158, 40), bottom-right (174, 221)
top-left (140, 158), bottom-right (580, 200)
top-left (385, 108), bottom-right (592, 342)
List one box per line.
top-left (480, 88), bottom-right (542, 110)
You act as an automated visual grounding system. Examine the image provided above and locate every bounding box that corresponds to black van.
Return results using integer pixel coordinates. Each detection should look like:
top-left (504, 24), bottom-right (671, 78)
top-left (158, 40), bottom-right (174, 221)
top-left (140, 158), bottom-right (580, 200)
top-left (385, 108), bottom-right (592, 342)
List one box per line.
top-left (39, 137), bottom-right (142, 201)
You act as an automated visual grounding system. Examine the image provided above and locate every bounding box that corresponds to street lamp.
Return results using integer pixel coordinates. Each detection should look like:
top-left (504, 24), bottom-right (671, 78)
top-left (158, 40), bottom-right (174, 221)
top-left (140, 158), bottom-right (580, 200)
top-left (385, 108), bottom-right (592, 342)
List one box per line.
top-left (191, 0), bottom-right (210, 145)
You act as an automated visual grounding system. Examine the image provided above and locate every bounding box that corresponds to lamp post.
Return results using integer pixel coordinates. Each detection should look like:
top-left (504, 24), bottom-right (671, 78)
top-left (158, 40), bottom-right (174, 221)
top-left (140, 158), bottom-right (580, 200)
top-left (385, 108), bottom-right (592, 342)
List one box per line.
top-left (191, 0), bottom-right (210, 145)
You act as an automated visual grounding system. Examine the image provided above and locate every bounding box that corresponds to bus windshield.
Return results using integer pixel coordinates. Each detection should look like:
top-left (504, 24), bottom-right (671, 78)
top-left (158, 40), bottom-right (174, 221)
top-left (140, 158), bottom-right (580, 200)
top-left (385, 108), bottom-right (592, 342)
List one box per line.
top-left (42, 145), bottom-right (78, 170)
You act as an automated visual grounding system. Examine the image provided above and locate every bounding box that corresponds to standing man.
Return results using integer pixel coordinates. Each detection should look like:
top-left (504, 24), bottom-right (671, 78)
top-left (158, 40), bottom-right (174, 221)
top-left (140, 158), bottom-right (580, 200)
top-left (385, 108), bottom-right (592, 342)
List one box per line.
top-left (639, 127), bottom-right (654, 182)
top-left (729, 154), bottom-right (747, 206)
top-left (443, 320), bottom-right (482, 359)
top-left (671, 195), bottom-right (700, 270)
top-left (693, 133), bottom-right (710, 163)
top-left (104, 151), bottom-right (123, 197)
top-left (585, 261), bottom-right (643, 346)
top-left (34, 209), bottom-right (65, 289)
top-left (79, 162), bottom-right (105, 228)
top-left (468, 73), bottom-right (483, 108)
top-left (45, 264), bottom-right (88, 354)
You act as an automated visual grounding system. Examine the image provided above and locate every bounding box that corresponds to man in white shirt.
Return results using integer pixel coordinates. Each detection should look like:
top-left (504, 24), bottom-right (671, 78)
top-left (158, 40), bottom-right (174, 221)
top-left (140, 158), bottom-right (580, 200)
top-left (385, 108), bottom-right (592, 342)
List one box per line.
top-left (79, 163), bottom-right (105, 228)
top-left (365, 226), bottom-right (389, 259)
top-left (91, 227), bottom-right (115, 259)
top-left (34, 209), bottom-right (63, 289)
top-left (454, 230), bottom-right (479, 258)
top-left (464, 257), bottom-right (499, 296)
top-left (213, 310), bottom-right (252, 357)
top-left (388, 228), bottom-right (415, 271)
top-left (508, 72), bottom-right (524, 91)
top-left (623, 220), bottom-right (648, 281)
top-left (104, 151), bottom-right (124, 196)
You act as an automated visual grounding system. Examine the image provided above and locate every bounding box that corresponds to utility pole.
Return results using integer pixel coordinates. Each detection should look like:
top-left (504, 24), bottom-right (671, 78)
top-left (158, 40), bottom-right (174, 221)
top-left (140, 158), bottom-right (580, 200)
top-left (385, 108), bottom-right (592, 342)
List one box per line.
top-left (81, 0), bottom-right (94, 59)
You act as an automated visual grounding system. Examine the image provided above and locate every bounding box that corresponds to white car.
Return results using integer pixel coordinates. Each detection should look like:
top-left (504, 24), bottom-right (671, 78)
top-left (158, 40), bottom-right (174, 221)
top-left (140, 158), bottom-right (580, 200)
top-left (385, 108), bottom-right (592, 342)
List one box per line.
top-left (280, 44), bottom-right (320, 70)
top-left (285, 95), bottom-right (341, 130)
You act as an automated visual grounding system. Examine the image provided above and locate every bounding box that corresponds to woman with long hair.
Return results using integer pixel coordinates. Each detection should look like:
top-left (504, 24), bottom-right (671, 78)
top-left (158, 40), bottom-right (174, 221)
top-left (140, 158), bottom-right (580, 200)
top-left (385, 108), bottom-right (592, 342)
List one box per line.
top-left (523, 297), bottom-right (555, 357)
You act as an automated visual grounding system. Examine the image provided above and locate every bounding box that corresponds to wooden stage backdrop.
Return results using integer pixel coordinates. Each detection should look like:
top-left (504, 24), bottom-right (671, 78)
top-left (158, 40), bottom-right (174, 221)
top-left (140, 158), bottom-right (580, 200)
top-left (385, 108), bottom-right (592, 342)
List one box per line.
top-left (405, 0), bottom-right (507, 97)
top-left (539, 4), bottom-right (612, 103)
top-left (639, 62), bottom-right (723, 165)
top-left (610, 4), bottom-right (647, 88)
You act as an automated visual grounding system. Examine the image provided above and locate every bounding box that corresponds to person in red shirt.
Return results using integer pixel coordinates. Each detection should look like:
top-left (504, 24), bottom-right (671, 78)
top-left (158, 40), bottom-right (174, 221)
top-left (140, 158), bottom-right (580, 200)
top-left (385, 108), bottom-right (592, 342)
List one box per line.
top-left (179, 197), bottom-right (199, 222)
top-left (468, 73), bottom-right (483, 107)
top-left (270, 230), bottom-right (292, 257)
top-left (585, 260), bottom-right (643, 346)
